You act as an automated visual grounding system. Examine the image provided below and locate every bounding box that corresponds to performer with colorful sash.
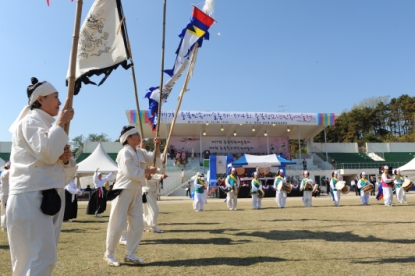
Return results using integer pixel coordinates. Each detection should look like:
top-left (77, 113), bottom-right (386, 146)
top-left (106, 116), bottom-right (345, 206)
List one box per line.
top-left (330, 171), bottom-right (341, 206)
top-left (300, 171), bottom-right (314, 207)
top-left (357, 172), bottom-right (370, 205)
top-left (393, 169), bottom-right (406, 204)
top-left (193, 172), bottom-right (206, 212)
top-left (273, 169), bottom-right (287, 208)
top-left (381, 166), bottom-right (394, 206)
top-left (225, 168), bottom-right (240, 210)
top-left (250, 172), bottom-right (262, 209)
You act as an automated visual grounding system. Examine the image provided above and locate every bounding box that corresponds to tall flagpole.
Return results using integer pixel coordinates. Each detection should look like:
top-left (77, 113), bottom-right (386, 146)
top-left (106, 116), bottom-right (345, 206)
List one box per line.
top-left (154, 0), bottom-right (167, 165)
top-left (64, 0), bottom-right (83, 135)
top-left (118, 1), bottom-right (145, 139)
top-left (162, 44), bottom-right (199, 171)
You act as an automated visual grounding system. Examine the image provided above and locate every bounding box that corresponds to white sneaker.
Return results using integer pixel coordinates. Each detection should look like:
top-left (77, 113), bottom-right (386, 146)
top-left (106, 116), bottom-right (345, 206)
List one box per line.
top-left (233, 208), bottom-right (237, 211)
top-left (103, 256), bottom-right (120, 267)
top-left (151, 228), bottom-right (164, 233)
top-left (229, 208), bottom-right (233, 210)
top-left (119, 240), bottom-right (127, 246)
top-left (96, 213), bottom-right (102, 218)
top-left (67, 219), bottom-right (72, 222)
top-left (124, 254), bottom-right (144, 265)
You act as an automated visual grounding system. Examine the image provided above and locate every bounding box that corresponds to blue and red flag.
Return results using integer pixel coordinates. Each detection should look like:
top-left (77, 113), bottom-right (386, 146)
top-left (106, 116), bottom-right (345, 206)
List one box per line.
top-left (145, 6), bottom-right (215, 132)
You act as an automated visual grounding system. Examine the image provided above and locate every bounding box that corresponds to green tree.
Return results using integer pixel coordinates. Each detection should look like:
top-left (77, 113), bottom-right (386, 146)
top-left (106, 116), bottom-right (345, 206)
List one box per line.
top-left (71, 133), bottom-right (111, 156)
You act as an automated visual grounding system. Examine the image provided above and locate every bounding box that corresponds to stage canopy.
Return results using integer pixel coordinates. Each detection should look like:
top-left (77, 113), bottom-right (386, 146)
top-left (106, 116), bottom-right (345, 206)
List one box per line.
top-left (231, 154), bottom-right (296, 168)
top-left (126, 110), bottom-right (337, 141)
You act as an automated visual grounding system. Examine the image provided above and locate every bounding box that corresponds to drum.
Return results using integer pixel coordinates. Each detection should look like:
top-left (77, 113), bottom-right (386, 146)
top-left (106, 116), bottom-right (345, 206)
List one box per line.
top-left (335, 181), bottom-right (346, 190)
top-left (304, 182), bottom-right (313, 191)
top-left (258, 189), bottom-right (265, 199)
top-left (362, 184), bottom-right (374, 193)
top-left (402, 179), bottom-right (414, 192)
top-left (281, 183), bottom-right (293, 194)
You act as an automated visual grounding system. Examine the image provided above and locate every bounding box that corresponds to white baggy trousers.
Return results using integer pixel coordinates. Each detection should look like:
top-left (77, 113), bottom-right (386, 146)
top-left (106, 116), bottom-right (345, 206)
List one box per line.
top-left (396, 187), bottom-right (406, 203)
top-left (383, 186), bottom-right (393, 206)
top-left (106, 189), bottom-right (144, 258)
top-left (252, 194), bottom-right (261, 209)
top-left (303, 190), bottom-right (312, 207)
top-left (143, 191), bottom-right (159, 228)
top-left (7, 188), bottom-right (65, 276)
top-left (333, 190), bottom-right (341, 206)
top-left (276, 190), bottom-right (287, 208)
top-left (226, 191), bottom-right (237, 210)
top-left (193, 192), bottom-right (205, 211)
top-left (1, 195), bottom-right (8, 230)
top-left (360, 190), bottom-right (370, 205)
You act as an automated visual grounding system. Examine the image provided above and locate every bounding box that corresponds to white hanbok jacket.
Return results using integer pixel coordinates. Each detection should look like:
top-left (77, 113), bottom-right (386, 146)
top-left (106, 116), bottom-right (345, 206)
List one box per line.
top-left (9, 109), bottom-right (77, 195)
top-left (114, 145), bottom-right (159, 190)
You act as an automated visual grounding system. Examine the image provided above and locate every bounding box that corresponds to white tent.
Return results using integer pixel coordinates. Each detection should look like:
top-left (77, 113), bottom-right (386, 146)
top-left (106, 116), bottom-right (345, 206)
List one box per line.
top-left (76, 143), bottom-right (118, 188)
top-left (397, 158), bottom-right (415, 182)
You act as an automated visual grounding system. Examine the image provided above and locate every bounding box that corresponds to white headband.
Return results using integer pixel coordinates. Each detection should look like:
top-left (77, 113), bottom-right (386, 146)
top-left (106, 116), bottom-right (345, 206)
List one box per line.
top-left (254, 172), bottom-right (258, 176)
top-left (361, 172), bottom-right (366, 175)
top-left (383, 166), bottom-right (389, 170)
top-left (231, 168), bottom-right (236, 172)
top-left (303, 170), bottom-right (308, 175)
top-left (120, 128), bottom-right (139, 145)
top-left (333, 171), bottom-right (338, 175)
top-left (9, 82), bottom-right (58, 134)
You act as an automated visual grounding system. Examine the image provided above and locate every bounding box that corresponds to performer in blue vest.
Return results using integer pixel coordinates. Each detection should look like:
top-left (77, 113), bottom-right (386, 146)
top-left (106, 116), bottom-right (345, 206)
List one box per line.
top-left (250, 172), bottom-right (262, 209)
top-left (193, 173), bottom-right (206, 212)
top-left (393, 169), bottom-right (406, 204)
top-left (330, 171), bottom-right (341, 206)
top-left (225, 168), bottom-right (240, 210)
top-left (357, 172), bottom-right (371, 205)
top-left (300, 171), bottom-right (314, 207)
top-left (273, 169), bottom-right (287, 208)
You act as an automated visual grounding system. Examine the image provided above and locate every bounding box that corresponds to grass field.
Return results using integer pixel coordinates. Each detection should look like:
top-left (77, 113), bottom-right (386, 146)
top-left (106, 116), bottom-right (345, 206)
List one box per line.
top-left (1, 193), bottom-right (415, 276)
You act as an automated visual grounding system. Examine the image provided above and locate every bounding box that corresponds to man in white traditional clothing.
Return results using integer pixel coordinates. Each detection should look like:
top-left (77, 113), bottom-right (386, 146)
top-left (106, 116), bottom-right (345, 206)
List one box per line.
top-left (92, 168), bottom-right (113, 217)
top-left (250, 172), bottom-right (262, 209)
top-left (225, 168), bottom-right (240, 210)
top-left (193, 173), bottom-right (206, 212)
top-left (7, 77), bottom-right (76, 276)
top-left (141, 141), bottom-right (167, 233)
top-left (0, 161), bottom-right (11, 231)
top-left (274, 169), bottom-right (288, 208)
top-left (104, 126), bottom-right (159, 267)
top-left (300, 171), bottom-right (315, 207)
top-left (381, 166), bottom-right (394, 206)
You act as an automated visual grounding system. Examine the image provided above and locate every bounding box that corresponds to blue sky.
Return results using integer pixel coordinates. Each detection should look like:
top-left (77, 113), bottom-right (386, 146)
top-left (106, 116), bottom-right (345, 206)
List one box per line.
top-left (0, 0), bottom-right (414, 142)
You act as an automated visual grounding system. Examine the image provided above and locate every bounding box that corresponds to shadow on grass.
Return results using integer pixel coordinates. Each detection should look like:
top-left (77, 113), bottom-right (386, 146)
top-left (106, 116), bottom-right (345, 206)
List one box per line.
top-left (61, 228), bottom-right (88, 233)
top-left (160, 222), bottom-right (220, 226)
top-left (0, 245), bottom-right (9, 249)
top-left (260, 218), bottom-right (415, 225)
top-left (145, 256), bottom-right (285, 267)
top-left (166, 228), bottom-right (241, 234)
top-left (235, 230), bottom-right (415, 244)
top-left (142, 237), bottom-right (250, 245)
top-left (355, 256), bottom-right (415, 264)
top-left (75, 220), bottom-right (109, 224)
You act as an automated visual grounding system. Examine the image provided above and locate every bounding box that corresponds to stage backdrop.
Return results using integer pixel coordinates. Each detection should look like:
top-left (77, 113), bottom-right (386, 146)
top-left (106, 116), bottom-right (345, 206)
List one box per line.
top-left (169, 136), bottom-right (289, 155)
top-left (127, 110), bottom-right (336, 126)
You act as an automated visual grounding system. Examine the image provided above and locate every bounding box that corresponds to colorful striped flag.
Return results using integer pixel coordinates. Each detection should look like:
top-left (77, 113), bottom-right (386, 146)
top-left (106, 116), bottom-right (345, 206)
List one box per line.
top-left (145, 6), bottom-right (215, 132)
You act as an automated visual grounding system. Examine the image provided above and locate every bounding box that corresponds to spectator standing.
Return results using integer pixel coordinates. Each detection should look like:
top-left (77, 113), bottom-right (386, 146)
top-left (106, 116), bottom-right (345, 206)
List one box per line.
top-left (302, 159), bottom-right (307, 170)
top-left (331, 159), bottom-right (336, 170)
